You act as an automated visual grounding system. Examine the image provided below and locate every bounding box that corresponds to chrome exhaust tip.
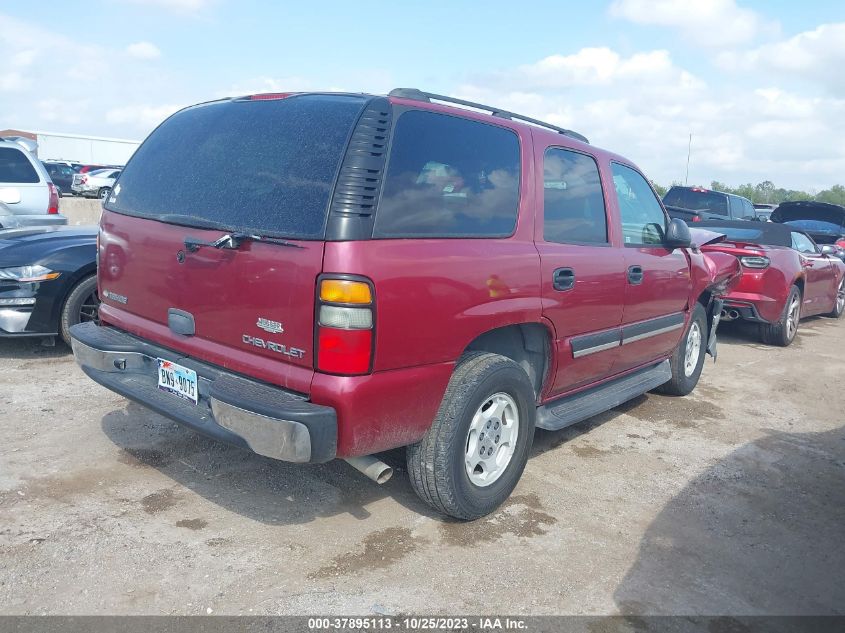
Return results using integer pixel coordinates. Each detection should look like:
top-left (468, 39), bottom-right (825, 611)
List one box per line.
top-left (344, 455), bottom-right (393, 484)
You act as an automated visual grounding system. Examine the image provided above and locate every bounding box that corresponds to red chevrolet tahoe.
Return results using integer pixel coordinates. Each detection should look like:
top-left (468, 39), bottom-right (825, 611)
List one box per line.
top-left (70, 89), bottom-right (739, 519)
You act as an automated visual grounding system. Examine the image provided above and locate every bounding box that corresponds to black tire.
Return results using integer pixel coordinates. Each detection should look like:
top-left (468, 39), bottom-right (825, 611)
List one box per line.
top-left (98, 187), bottom-right (111, 200)
top-left (655, 303), bottom-right (708, 396)
top-left (406, 352), bottom-right (536, 521)
top-left (60, 275), bottom-right (100, 345)
top-left (760, 285), bottom-right (801, 346)
top-left (826, 277), bottom-right (845, 318)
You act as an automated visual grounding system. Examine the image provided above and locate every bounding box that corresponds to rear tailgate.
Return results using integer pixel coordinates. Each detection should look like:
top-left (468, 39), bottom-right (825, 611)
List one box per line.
top-left (97, 93), bottom-right (369, 393)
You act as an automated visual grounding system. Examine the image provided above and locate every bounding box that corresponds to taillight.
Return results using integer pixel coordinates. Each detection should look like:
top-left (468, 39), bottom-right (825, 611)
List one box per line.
top-left (740, 256), bottom-right (770, 269)
top-left (81, 175), bottom-right (88, 184)
top-left (691, 215), bottom-right (701, 222)
top-left (316, 277), bottom-right (374, 375)
top-left (836, 239), bottom-right (845, 249)
top-left (47, 183), bottom-right (59, 214)
top-left (249, 93), bottom-right (292, 100)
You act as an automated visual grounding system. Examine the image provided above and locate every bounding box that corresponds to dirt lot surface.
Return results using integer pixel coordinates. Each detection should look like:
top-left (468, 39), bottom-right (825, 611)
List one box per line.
top-left (1, 318), bottom-right (843, 615)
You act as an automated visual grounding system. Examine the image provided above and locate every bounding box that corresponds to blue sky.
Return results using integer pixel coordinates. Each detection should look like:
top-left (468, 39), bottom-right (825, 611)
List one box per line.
top-left (2, 0), bottom-right (844, 190)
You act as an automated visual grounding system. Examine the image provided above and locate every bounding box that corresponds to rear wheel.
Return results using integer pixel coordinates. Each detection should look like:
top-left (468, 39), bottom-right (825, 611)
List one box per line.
top-left (406, 352), bottom-right (536, 520)
top-left (60, 275), bottom-right (100, 345)
top-left (98, 187), bottom-right (111, 200)
top-left (656, 303), bottom-right (707, 396)
top-left (826, 278), bottom-right (845, 318)
top-left (760, 286), bottom-right (801, 346)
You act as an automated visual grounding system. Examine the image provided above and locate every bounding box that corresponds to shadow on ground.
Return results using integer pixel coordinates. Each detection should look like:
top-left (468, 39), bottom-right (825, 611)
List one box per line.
top-left (100, 402), bottom-right (438, 527)
top-left (0, 337), bottom-right (69, 360)
top-left (614, 425), bottom-right (845, 615)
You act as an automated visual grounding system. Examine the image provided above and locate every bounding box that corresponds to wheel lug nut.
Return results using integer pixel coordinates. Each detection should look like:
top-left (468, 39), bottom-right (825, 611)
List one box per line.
top-left (480, 433), bottom-right (484, 441)
top-left (488, 448), bottom-right (493, 456)
top-left (495, 435), bottom-right (500, 443)
top-left (494, 421), bottom-right (499, 429)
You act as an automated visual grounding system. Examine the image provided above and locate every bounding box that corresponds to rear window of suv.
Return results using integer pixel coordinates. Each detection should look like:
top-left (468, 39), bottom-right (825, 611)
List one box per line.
top-left (374, 110), bottom-right (520, 238)
top-left (0, 147), bottom-right (40, 183)
top-left (106, 94), bottom-right (367, 239)
top-left (663, 187), bottom-right (728, 216)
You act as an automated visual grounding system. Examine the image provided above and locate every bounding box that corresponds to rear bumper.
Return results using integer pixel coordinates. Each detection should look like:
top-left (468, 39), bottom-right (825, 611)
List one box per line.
top-left (69, 322), bottom-right (337, 463)
top-left (723, 298), bottom-right (770, 323)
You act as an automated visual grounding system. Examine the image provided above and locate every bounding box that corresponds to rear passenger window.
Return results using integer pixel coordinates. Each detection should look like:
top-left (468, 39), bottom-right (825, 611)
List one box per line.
top-left (0, 147), bottom-right (40, 183)
top-left (611, 163), bottom-right (667, 246)
top-left (543, 148), bottom-right (607, 244)
top-left (375, 110), bottom-right (520, 237)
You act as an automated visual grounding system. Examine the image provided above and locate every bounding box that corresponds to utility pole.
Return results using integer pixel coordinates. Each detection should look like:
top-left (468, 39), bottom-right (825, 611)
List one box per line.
top-left (685, 133), bottom-right (692, 185)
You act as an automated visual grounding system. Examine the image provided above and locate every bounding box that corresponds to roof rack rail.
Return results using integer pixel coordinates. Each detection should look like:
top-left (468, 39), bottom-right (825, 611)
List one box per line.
top-left (388, 88), bottom-right (589, 144)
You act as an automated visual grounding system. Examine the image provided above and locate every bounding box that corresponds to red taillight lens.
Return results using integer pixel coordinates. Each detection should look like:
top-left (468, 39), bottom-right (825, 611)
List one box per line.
top-left (836, 239), bottom-right (845, 249)
top-left (315, 277), bottom-right (374, 375)
top-left (47, 183), bottom-right (59, 214)
top-left (317, 328), bottom-right (373, 375)
top-left (691, 215), bottom-right (701, 222)
top-left (81, 175), bottom-right (88, 184)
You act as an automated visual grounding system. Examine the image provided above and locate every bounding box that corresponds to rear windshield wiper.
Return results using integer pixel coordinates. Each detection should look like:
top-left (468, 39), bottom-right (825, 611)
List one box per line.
top-left (158, 214), bottom-right (232, 231)
top-left (184, 231), bottom-right (303, 253)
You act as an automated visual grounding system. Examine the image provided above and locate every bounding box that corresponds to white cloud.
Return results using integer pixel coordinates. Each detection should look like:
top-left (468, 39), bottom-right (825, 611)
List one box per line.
top-left (458, 46), bottom-right (845, 190)
top-left (609, 0), bottom-right (776, 47)
top-left (126, 41), bottom-right (162, 60)
top-left (106, 104), bottom-right (184, 127)
top-left (719, 23), bottom-right (845, 94)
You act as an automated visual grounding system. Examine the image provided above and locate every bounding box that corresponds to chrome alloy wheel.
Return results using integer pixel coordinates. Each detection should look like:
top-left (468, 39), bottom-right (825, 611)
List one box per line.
top-left (786, 295), bottom-right (801, 340)
top-left (464, 392), bottom-right (519, 487)
top-left (836, 279), bottom-right (845, 314)
top-left (683, 321), bottom-right (702, 377)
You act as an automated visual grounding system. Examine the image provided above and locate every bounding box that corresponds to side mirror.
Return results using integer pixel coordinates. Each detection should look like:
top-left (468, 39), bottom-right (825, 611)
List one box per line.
top-left (665, 217), bottom-right (692, 249)
top-left (819, 245), bottom-right (837, 257)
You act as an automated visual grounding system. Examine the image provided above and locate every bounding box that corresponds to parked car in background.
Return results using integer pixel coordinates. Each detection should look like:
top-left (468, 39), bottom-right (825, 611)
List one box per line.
top-left (694, 220), bottom-right (845, 346)
top-left (0, 137), bottom-right (66, 228)
top-left (71, 168), bottom-right (121, 199)
top-left (771, 201), bottom-right (845, 261)
top-left (69, 88), bottom-right (740, 520)
top-left (42, 161), bottom-right (77, 196)
top-left (753, 203), bottom-right (777, 222)
top-left (663, 186), bottom-right (757, 223)
top-left (0, 225), bottom-right (98, 344)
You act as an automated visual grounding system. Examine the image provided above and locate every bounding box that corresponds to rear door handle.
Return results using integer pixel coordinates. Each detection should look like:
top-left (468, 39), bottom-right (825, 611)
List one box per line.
top-left (628, 265), bottom-right (644, 285)
top-left (553, 267), bottom-right (575, 291)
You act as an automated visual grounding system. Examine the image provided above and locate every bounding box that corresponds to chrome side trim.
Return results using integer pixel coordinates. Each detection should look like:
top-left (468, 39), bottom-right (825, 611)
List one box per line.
top-left (622, 321), bottom-right (684, 345)
top-left (572, 340), bottom-right (620, 358)
top-left (210, 398), bottom-right (311, 463)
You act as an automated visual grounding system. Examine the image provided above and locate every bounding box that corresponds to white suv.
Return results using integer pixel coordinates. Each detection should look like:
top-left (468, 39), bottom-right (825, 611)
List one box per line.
top-left (0, 137), bottom-right (66, 229)
top-left (71, 168), bottom-right (122, 199)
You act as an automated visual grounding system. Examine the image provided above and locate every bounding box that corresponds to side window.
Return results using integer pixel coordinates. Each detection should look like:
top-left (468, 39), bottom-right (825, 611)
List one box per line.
top-left (610, 162), bottom-right (667, 246)
top-left (728, 196), bottom-right (743, 219)
top-left (543, 148), bottom-right (607, 244)
top-left (374, 110), bottom-right (520, 238)
top-left (792, 232), bottom-right (817, 254)
top-left (742, 199), bottom-right (756, 220)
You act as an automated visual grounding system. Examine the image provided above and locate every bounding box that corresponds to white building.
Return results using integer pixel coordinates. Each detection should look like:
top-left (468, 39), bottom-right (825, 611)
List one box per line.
top-left (0, 129), bottom-right (140, 166)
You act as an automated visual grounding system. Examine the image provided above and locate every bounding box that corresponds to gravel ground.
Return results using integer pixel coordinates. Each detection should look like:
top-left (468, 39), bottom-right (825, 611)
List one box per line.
top-left (1, 317), bottom-right (843, 615)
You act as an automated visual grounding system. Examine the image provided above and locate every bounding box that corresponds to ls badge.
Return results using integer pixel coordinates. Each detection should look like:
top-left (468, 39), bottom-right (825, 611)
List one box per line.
top-left (256, 317), bottom-right (284, 334)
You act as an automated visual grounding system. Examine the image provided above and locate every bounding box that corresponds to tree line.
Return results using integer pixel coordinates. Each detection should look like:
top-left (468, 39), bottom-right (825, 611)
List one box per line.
top-left (650, 181), bottom-right (845, 207)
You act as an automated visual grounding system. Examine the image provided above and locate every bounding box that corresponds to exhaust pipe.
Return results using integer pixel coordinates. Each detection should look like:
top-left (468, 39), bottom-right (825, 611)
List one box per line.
top-left (345, 455), bottom-right (393, 484)
top-left (729, 309), bottom-right (740, 320)
top-left (720, 309), bottom-right (741, 322)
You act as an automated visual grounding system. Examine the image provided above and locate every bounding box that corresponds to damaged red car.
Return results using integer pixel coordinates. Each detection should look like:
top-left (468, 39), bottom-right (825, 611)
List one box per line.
top-left (694, 220), bottom-right (845, 346)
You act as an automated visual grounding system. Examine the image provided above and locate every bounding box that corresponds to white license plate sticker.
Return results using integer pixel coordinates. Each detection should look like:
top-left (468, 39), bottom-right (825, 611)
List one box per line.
top-left (157, 359), bottom-right (198, 404)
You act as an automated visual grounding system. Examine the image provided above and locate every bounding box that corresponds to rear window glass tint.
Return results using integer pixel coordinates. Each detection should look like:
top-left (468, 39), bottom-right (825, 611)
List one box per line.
top-left (543, 148), bottom-right (607, 244)
top-left (0, 147), bottom-right (39, 183)
top-left (374, 110), bottom-right (520, 238)
top-left (106, 95), bottom-right (366, 239)
top-left (663, 188), bottom-right (728, 216)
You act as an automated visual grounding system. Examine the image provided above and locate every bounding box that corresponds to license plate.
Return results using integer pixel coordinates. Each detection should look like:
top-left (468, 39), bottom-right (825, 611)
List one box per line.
top-left (157, 359), bottom-right (198, 404)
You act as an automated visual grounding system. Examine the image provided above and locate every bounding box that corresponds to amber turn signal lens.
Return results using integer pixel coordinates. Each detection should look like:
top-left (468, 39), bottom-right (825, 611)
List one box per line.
top-left (320, 279), bottom-right (372, 304)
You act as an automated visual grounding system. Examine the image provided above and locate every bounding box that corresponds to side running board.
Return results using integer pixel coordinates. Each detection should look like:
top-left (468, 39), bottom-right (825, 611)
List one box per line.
top-left (536, 360), bottom-right (671, 431)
